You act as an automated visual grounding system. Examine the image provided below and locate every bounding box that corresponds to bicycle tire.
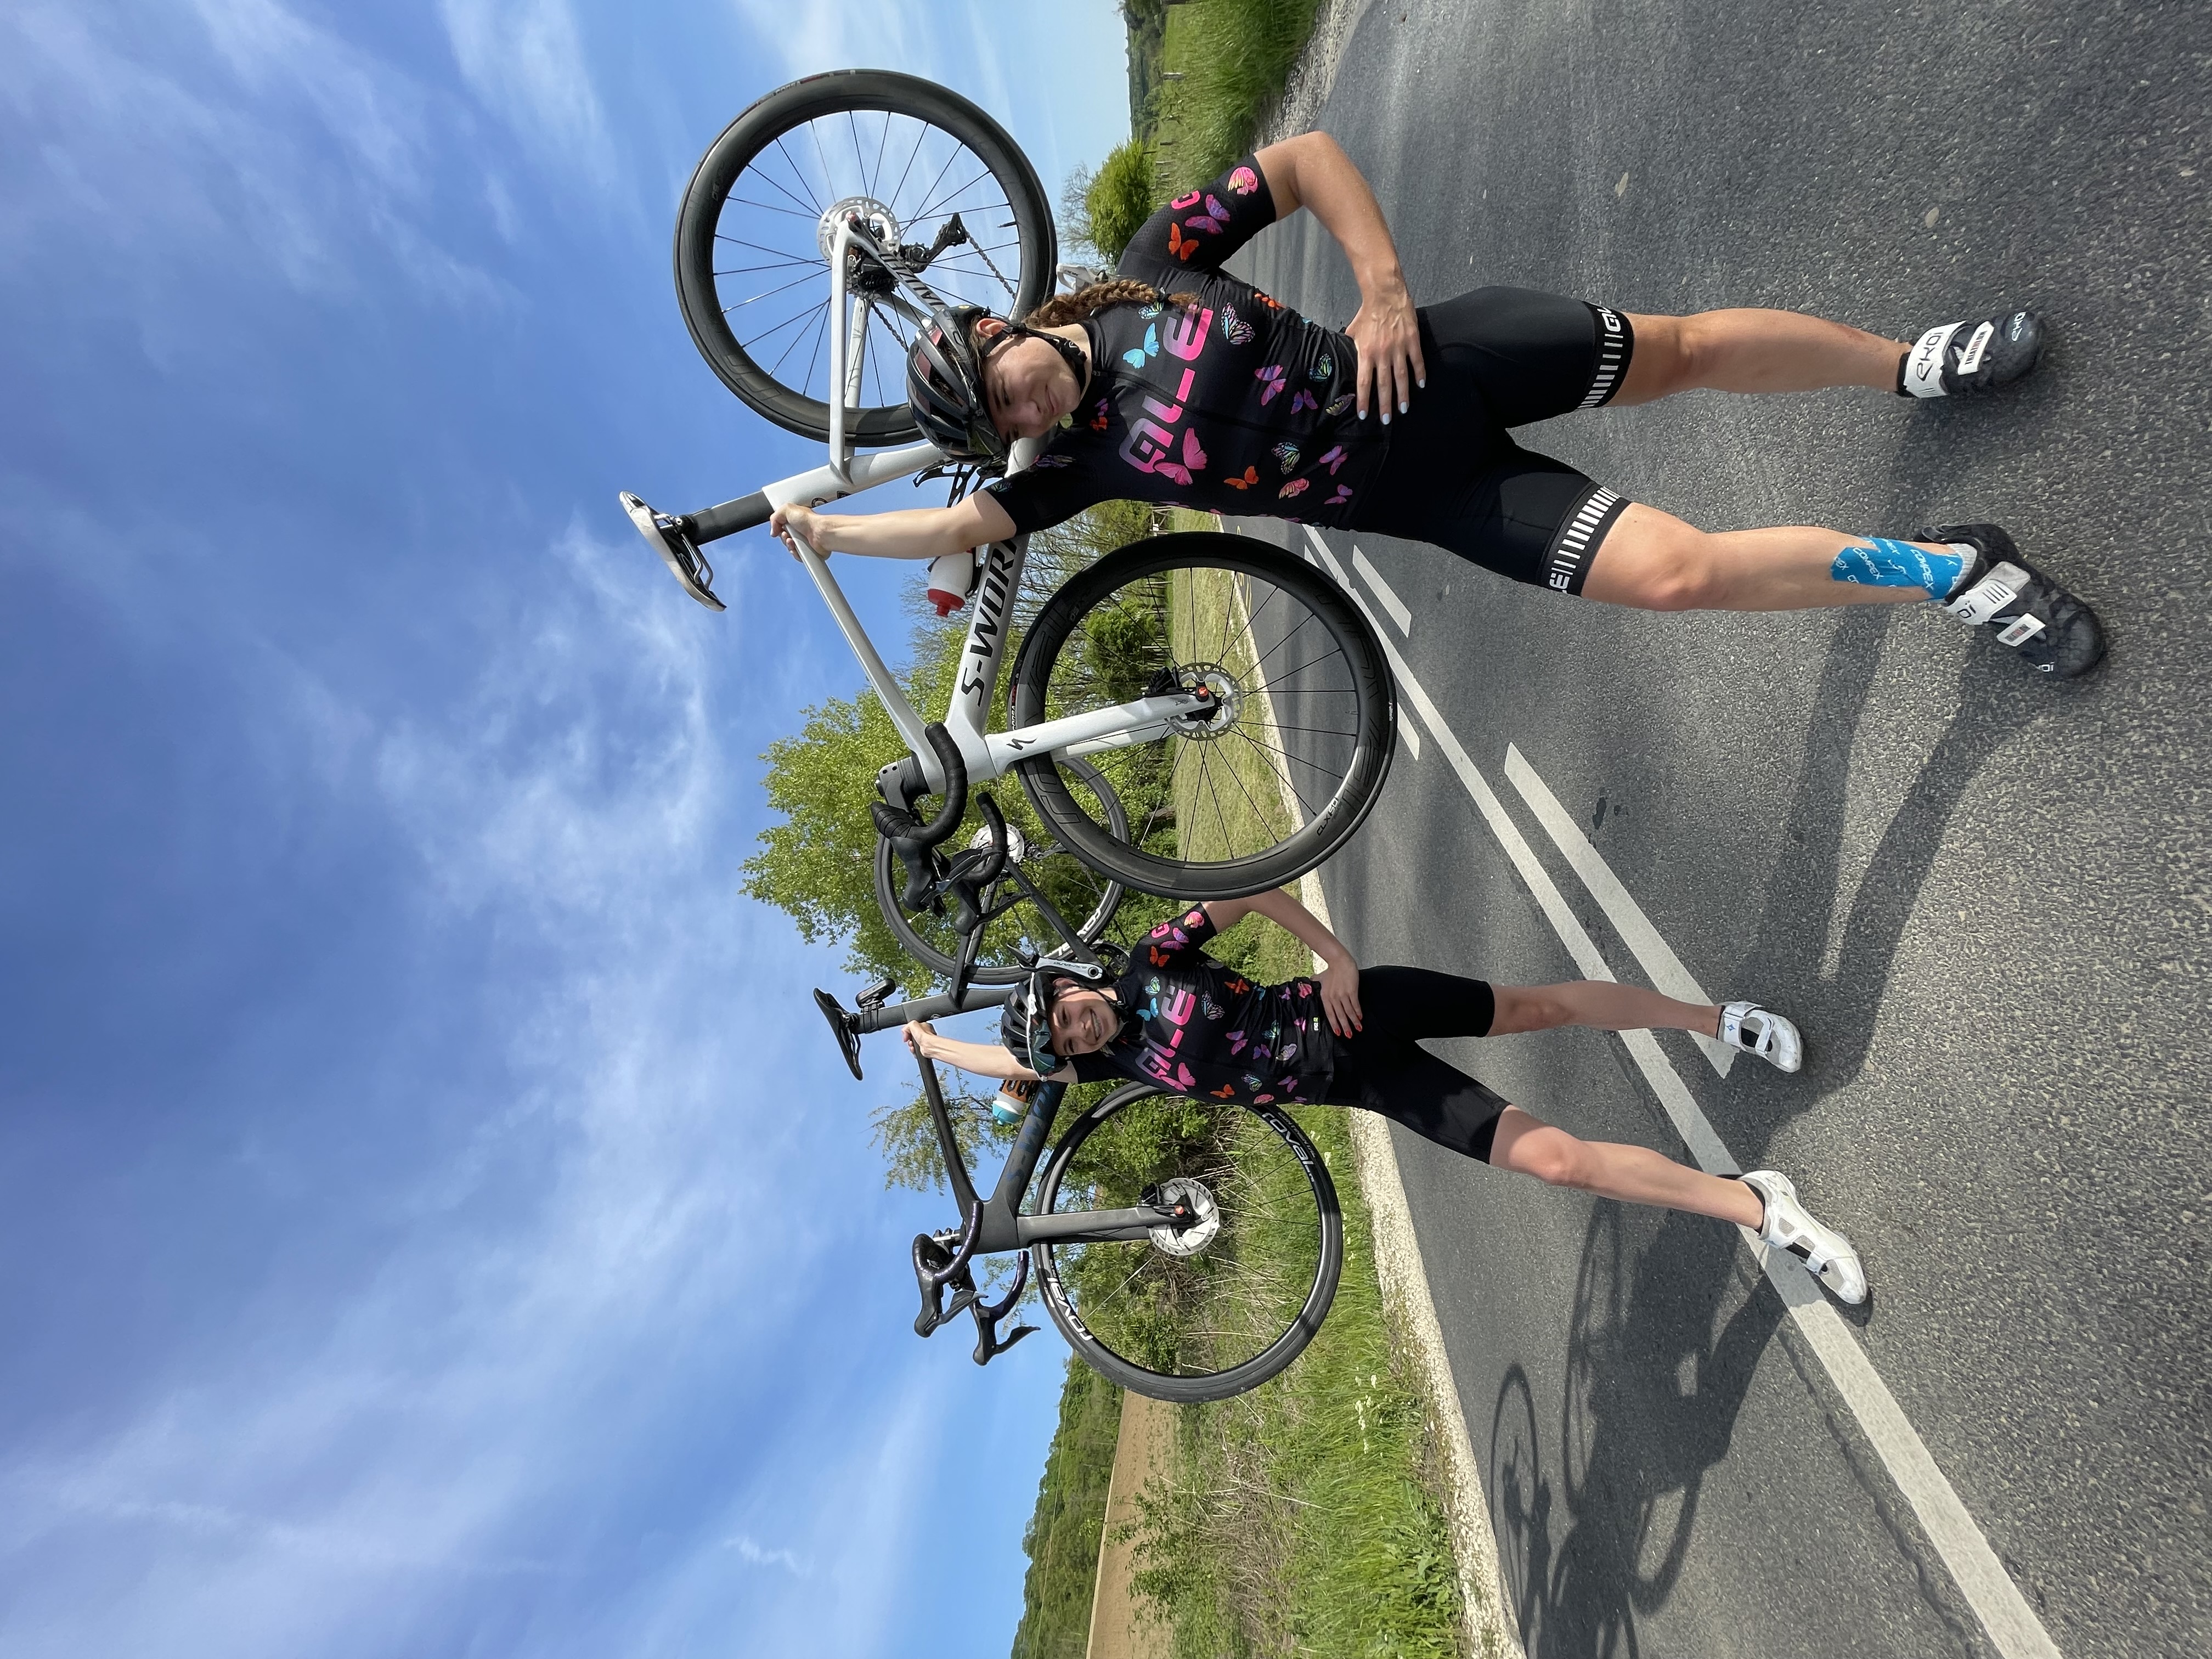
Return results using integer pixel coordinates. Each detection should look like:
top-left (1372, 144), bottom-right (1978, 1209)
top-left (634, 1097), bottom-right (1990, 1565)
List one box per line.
top-left (1010, 532), bottom-right (1396, 900)
top-left (1030, 1081), bottom-right (1343, 1403)
top-left (674, 71), bottom-right (1055, 443)
top-left (873, 760), bottom-right (1130, 986)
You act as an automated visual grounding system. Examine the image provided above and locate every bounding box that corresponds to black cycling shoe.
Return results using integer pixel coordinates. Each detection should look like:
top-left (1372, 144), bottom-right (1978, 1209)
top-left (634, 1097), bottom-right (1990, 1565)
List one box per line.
top-left (1898, 309), bottom-right (2044, 398)
top-left (1912, 522), bottom-right (2107, 680)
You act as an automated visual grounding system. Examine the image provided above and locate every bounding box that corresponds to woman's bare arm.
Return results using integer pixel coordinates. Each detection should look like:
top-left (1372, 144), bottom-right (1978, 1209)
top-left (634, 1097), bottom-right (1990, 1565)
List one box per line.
top-left (1252, 132), bottom-right (1425, 423)
top-left (772, 489), bottom-right (1016, 562)
top-left (1200, 888), bottom-right (1364, 1036)
top-left (902, 1022), bottom-right (1077, 1085)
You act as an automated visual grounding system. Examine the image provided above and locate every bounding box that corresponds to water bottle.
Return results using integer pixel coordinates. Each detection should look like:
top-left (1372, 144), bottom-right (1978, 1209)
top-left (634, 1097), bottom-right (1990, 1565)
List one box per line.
top-left (926, 549), bottom-right (979, 617)
top-left (990, 1075), bottom-right (1037, 1127)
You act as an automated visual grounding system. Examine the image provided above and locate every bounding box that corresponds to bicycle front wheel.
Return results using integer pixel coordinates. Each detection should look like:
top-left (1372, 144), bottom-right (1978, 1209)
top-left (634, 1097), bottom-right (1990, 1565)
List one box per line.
top-left (873, 763), bottom-right (1130, 987)
top-left (1031, 1083), bottom-right (1343, 1403)
top-left (1010, 532), bottom-right (1396, 900)
top-left (674, 71), bottom-right (1054, 443)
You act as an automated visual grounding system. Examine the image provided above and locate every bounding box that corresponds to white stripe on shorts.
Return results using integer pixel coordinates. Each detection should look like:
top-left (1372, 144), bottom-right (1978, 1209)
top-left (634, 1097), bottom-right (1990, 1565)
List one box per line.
top-left (1579, 307), bottom-right (1630, 409)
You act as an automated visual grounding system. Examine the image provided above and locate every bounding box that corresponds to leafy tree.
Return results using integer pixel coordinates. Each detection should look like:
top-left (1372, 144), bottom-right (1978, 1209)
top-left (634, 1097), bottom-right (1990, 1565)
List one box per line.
top-left (1085, 140), bottom-right (1161, 262)
top-left (743, 503), bottom-right (1175, 1190)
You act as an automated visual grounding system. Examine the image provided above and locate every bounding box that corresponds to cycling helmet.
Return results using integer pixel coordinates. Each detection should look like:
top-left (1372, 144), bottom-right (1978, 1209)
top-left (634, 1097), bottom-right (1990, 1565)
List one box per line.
top-left (1000, 955), bottom-right (1112, 1076)
top-left (906, 304), bottom-right (1008, 465)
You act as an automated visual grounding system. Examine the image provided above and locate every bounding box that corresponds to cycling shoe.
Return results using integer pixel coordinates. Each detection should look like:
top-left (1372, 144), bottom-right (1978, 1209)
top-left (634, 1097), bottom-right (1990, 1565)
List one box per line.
top-left (1741, 1170), bottom-right (1867, 1304)
top-left (1914, 522), bottom-right (2107, 680)
top-left (1899, 308), bottom-right (2043, 398)
top-left (1719, 1001), bottom-right (1802, 1073)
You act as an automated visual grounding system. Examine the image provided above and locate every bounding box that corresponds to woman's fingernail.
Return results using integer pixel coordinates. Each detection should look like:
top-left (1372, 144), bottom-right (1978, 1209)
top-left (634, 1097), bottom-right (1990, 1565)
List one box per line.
top-left (1399, 400), bottom-right (1408, 414)
top-left (1381, 411), bottom-right (1390, 425)
top-left (1418, 379), bottom-right (1426, 388)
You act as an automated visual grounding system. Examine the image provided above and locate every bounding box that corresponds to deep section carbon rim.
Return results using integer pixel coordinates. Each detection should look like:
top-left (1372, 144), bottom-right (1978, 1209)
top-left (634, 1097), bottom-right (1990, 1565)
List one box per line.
top-left (1031, 1083), bottom-right (1342, 1403)
top-left (674, 71), bottom-right (1054, 443)
top-left (1012, 532), bottom-right (1395, 901)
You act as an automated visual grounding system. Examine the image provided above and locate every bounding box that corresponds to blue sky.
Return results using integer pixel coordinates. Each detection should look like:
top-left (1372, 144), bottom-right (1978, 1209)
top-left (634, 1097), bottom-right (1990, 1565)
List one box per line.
top-left (0, 3), bottom-right (1128, 1654)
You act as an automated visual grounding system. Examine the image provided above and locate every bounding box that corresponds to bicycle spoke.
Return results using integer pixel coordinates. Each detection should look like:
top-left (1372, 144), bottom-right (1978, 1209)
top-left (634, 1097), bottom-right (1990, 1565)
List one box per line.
top-left (740, 292), bottom-right (830, 356)
top-left (887, 117), bottom-right (928, 215)
top-left (724, 195), bottom-right (821, 221)
top-left (769, 135), bottom-right (822, 214)
top-left (720, 268), bottom-right (824, 314)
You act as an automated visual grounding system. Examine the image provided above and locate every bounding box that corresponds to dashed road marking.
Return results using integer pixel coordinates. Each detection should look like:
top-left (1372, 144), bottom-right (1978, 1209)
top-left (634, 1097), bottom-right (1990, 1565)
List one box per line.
top-left (1302, 523), bottom-right (2064, 1659)
top-left (1352, 543), bottom-right (1413, 634)
top-left (1503, 743), bottom-right (1736, 1075)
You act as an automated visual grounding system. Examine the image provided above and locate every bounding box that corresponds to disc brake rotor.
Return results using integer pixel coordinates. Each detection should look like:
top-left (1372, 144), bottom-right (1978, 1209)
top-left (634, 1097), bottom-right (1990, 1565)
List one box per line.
top-left (1147, 1176), bottom-right (1222, 1257)
top-left (1166, 664), bottom-right (1242, 738)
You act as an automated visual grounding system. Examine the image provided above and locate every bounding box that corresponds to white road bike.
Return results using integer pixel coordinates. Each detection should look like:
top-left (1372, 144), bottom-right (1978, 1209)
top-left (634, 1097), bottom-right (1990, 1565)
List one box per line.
top-left (622, 71), bottom-right (1396, 986)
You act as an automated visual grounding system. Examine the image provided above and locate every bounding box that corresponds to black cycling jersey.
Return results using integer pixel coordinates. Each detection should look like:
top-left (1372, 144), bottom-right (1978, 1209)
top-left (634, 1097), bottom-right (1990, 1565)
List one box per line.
top-left (985, 158), bottom-right (1646, 595)
top-left (1064, 919), bottom-right (1518, 1163)
top-left (1066, 904), bottom-right (1335, 1105)
top-left (985, 156), bottom-right (1391, 533)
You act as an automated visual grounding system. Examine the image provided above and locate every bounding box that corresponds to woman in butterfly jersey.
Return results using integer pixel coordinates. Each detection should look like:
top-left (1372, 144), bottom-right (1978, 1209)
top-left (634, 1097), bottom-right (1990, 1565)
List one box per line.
top-left (772, 132), bottom-right (2102, 679)
top-left (902, 888), bottom-right (1869, 1305)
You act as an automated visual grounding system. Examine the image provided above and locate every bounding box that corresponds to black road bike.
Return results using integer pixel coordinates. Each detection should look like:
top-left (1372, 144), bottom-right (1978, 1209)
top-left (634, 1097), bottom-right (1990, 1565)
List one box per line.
top-left (816, 977), bottom-right (1345, 1403)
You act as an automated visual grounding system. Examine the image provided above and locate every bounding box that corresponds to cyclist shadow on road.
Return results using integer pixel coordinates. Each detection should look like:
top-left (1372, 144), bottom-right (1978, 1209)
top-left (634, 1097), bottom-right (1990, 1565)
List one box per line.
top-left (1700, 605), bottom-right (2059, 1172)
top-left (1489, 1201), bottom-right (1785, 1658)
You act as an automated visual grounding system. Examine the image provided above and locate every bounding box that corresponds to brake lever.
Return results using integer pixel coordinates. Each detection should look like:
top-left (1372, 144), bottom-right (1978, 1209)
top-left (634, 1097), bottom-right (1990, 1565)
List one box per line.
top-left (968, 1251), bottom-right (1034, 1365)
top-left (911, 1233), bottom-right (979, 1338)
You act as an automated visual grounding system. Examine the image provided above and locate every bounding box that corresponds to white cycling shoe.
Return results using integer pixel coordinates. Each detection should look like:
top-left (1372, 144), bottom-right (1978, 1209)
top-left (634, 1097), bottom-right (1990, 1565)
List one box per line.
top-left (1719, 1001), bottom-right (1802, 1073)
top-left (1740, 1170), bottom-right (1867, 1304)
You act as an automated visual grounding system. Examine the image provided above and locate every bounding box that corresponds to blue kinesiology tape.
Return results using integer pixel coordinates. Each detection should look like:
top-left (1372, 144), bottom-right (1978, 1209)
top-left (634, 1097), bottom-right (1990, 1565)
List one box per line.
top-left (1830, 536), bottom-right (1966, 597)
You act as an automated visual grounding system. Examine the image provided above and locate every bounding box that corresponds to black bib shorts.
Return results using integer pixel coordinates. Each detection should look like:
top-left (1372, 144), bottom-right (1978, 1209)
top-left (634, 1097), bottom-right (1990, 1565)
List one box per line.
top-left (1322, 967), bottom-right (1515, 1162)
top-left (1350, 286), bottom-right (1637, 597)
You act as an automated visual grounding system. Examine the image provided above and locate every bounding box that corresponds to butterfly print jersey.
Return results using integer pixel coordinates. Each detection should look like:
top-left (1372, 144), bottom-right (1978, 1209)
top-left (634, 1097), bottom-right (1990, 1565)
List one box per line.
top-left (1065, 906), bottom-right (1337, 1106)
top-left (984, 156), bottom-right (1389, 533)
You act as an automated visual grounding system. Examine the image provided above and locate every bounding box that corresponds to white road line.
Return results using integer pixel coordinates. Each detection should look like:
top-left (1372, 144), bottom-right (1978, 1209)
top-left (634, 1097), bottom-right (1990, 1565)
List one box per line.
top-left (1503, 744), bottom-right (1736, 1076)
top-left (1352, 543), bottom-right (1414, 635)
top-left (1300, 522), bottom-right (2066, 1659)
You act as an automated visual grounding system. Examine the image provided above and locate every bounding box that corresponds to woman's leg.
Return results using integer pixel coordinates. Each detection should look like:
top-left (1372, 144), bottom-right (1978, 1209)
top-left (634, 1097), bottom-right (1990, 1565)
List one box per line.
top-left (1580, 503), bottom-right (1963, 612)
top-left (1613, 309), bottom-right (1904, 404)
top-left (1488, 980), bottom-right (1718, 1039)
top-left (1487, 1105), bottom-right (1763, 1226)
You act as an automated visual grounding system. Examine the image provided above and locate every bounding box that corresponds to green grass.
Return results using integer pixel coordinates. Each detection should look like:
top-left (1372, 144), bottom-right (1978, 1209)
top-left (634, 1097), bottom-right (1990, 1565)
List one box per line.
top-left (1115, 529), bottom-right (1467, 1656)
top-left (1154, 0), bottom-right (1326, 187)
top-left (1011, 1356), bottom-right (1126, 1659)
top-left (1120, 1102), bottom-right (1465, 1658)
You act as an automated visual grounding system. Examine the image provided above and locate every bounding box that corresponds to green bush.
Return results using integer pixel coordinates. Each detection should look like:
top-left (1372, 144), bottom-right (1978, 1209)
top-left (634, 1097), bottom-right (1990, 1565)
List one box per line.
top-left (1011, 1357), bottom-right (1125, 1659)
top-left (1085, 139), bottom-right (1161, 262)
top-left (1156, 0), bottom-right (1324, 189)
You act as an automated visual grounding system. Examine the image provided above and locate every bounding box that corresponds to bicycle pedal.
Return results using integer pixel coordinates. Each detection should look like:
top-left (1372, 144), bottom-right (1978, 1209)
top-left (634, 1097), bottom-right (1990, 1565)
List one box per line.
top-left (814, 988), bottom-right (864, 1081)
top-left (619, 492), bottom-right (725, 612)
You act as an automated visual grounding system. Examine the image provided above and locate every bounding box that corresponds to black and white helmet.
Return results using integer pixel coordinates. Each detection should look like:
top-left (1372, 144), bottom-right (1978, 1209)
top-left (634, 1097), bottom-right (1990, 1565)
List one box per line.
top-left (906, 303), bottom-right (1009, 465)
top-left (1000, 955), bottom-right (1111, 1076)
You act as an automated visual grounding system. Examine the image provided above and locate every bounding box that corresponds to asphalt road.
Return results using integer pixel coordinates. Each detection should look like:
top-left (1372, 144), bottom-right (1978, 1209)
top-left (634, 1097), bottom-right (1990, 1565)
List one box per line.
top-left (1219, 1), bottom-right (2210, 1655)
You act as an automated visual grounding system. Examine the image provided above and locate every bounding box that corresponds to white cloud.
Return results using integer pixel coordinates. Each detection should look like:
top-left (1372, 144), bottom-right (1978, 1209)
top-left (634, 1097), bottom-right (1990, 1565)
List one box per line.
top-left (438, 0), bottom-right (616, 190)
top-left (0, 520), bottom-right (860, 1658)
top-left (0, 0), bottom-right (506, 313)
top-left (725, 0), bottom-right (933, 85)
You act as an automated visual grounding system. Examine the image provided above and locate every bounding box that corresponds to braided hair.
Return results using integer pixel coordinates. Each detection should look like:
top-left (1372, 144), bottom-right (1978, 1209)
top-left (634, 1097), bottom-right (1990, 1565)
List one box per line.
top-left (1019, 278), bottom-right (1202, 330)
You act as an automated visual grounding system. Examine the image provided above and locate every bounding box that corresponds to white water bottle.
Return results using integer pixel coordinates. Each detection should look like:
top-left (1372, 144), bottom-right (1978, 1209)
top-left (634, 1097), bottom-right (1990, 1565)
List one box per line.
top-left (990, 1075), bottom-right (1037, 1127)
top-left (926, 549), bottom-right (979, 617)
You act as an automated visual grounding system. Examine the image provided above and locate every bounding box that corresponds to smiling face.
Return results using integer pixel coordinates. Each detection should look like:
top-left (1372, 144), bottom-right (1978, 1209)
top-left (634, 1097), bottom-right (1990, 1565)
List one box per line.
top-left (1046, 981), bottom-right (1118, 1057)
top-left (978, 319), bottom-right (1086, 441)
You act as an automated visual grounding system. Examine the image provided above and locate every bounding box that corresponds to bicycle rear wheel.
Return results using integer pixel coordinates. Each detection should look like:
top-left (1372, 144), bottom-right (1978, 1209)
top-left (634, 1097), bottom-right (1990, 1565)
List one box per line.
top-left (674, 71), bottom-right (1054, 443)
top-left (1010, 532), bottom-right (1396, 900)
top-left (1031, 1083), bottom-right (1343, 1403)
top-left (873, 764), bottom-right (1130, 987)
